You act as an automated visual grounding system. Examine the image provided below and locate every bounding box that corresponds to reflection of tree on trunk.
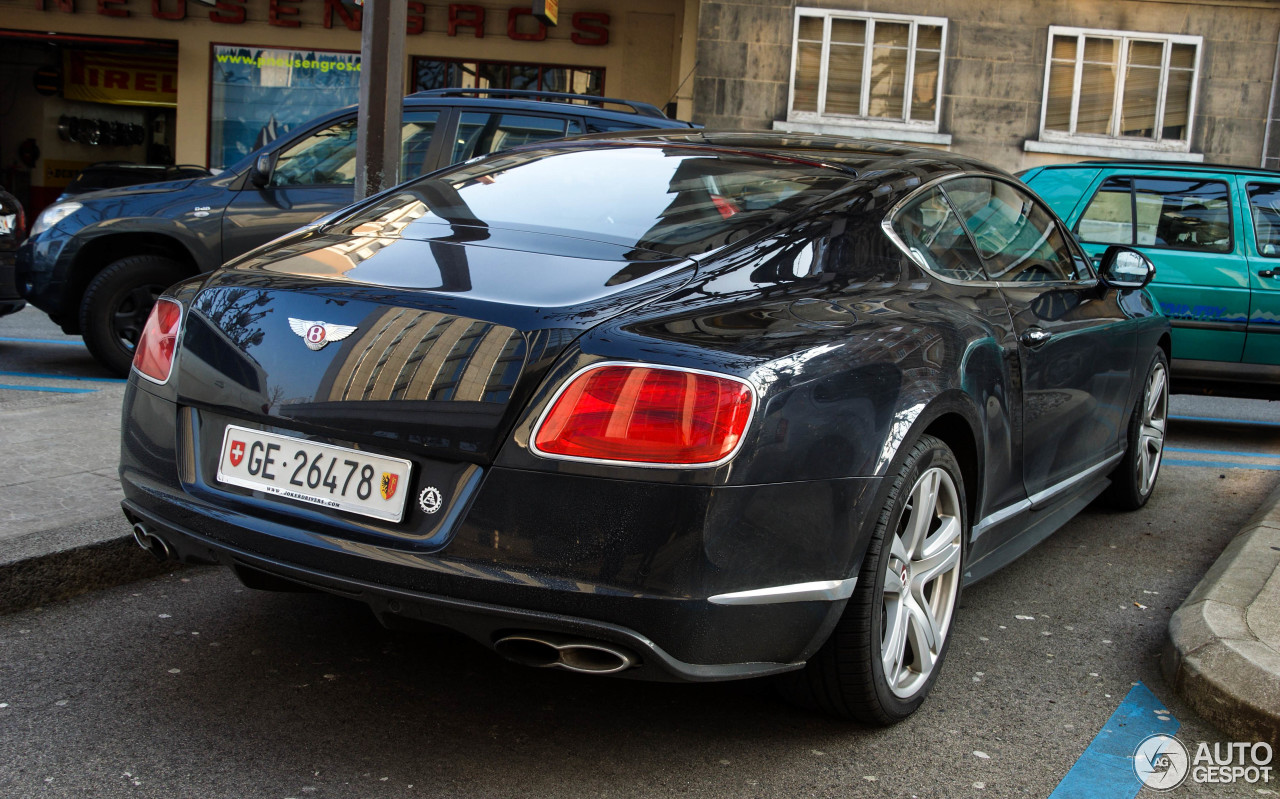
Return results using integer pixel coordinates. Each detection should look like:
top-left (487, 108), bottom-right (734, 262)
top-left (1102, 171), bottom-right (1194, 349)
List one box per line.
top-left (193, 288), bottom-right (272, 350)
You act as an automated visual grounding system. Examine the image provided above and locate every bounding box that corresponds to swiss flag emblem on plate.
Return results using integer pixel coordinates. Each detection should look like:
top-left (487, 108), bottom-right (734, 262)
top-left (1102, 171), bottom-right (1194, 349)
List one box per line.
top-left (229, 440), bottom-right (245, 467)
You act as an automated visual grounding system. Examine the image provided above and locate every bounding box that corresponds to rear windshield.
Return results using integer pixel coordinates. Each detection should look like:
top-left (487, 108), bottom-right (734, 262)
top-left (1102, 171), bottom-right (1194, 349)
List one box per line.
top-left (329, 145), bottom-right (853, 258)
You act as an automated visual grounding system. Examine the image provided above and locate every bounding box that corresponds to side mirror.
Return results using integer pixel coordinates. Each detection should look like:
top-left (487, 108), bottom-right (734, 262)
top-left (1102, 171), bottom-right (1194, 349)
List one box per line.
top-left (250, 153), bottom-right (273, 188)
top-left (1098, 245), bottom-right (1155, 290)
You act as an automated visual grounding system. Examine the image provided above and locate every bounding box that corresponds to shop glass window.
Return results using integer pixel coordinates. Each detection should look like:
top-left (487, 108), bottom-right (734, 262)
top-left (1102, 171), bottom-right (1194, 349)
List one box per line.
top-left (1041, 27), bottom-right (1200, 146)
top-left (1248, 183), bottom-right (1280, 257)
top-left (891, 188), bottom-right (986, 280)
top-left (943, 177), bottom-right (1083, 282)
top-left (787, 9), bottom-right (946, 129)
top-left (451, 113), bottom-right (583, 163)
top-left (1076, 177), bottom-right (1231, 253)
top-left (210, 45), bottom-right (361, 169)
top-left (413, 57), bottom-right (604, 98)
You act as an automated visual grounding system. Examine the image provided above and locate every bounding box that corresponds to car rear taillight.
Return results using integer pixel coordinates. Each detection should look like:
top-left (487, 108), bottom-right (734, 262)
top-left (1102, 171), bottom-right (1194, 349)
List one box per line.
top-left (132, 298), bottom-right (183, 385)
top-left (532, 363), bottom-right (755, 466)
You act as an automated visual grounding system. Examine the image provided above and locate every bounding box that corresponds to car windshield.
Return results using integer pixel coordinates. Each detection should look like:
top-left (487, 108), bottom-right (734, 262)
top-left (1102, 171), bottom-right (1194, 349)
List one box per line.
top-left (329, 145), bottom-right (853, 257)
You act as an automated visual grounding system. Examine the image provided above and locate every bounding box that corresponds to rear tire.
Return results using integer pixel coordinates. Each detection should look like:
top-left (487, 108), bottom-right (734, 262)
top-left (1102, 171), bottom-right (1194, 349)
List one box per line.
top-left (781, 435), bottom-right (966, 725)
top-left (80, 255), bottom-right (187, 376)
top-left (1105, 349), bottom-right (1169, 510)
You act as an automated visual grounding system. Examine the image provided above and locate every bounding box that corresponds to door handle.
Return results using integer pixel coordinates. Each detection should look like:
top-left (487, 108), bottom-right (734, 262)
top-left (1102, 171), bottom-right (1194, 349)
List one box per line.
top-left (1260, 269), bottom-right (1276, 278)
top-left (1020, 328), bottom-right (1052, 347)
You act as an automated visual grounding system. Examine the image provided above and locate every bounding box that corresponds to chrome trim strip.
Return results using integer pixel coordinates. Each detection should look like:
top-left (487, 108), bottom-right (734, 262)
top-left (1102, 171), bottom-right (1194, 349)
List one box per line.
top-left (971, 499), bottom-right (1031, 538)
top-left (708, 577), bottom-right (857, 606)
top-left (972, 452), bottom-right (1124, 538)
top-left (1026, 452), bottom-right (1123, 509)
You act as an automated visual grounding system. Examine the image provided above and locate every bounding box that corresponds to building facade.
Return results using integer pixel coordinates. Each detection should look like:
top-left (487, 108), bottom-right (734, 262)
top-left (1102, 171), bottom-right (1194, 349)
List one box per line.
top-left (5, 0), bottom-right (1277, 226)
top-left (693, 0), bottom-right (1280, 172)
top-left (0, 0), bottom-right (698, 218)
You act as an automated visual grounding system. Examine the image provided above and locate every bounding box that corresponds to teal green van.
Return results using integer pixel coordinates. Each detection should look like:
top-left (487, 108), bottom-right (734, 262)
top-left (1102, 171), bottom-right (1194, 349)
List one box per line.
top-left (1020, 161), bottom-right (1279, 398)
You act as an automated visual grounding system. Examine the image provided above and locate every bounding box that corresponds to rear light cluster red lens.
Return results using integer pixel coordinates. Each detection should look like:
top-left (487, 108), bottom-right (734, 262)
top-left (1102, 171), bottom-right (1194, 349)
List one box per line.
top-left (532, 364), bottom-right (755, 466)
top-left (133, 298), bottom-right (183, 384)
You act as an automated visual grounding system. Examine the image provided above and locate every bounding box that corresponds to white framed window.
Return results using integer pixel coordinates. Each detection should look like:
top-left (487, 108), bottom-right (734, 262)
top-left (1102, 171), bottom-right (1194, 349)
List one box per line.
top-left (777, 8), bottom-right (948, 144)
top-left (1029, 26), bottom-right (1202, 159)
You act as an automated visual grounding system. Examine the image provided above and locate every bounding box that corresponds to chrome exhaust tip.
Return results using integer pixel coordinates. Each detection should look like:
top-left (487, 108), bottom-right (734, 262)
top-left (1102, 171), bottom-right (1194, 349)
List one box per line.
top-left (494, 633), bottom-right (636, 675)
top-left (132, 522), bottom-right (173, 562)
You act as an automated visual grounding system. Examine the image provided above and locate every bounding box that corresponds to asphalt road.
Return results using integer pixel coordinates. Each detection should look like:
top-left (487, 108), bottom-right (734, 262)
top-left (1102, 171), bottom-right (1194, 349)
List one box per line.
top-left (0, 306), bottom-right (1277, 798)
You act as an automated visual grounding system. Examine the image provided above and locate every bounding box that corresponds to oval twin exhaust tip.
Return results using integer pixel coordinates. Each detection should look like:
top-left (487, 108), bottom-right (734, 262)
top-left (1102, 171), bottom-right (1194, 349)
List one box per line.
top-left (494, 634), bottom-right (636, 675)
top-left (132, 523), bottom-right (173, 562)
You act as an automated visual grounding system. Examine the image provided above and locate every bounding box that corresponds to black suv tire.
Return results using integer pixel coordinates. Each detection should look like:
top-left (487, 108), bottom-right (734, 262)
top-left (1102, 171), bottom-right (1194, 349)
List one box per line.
top-left (80, 255), bottom-right (186, 376)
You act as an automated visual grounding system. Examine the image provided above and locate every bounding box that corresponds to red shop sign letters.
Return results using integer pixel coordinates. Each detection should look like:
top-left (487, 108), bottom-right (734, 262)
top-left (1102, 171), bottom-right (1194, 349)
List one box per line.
top-left (32, 1), bottom-right (611, 46)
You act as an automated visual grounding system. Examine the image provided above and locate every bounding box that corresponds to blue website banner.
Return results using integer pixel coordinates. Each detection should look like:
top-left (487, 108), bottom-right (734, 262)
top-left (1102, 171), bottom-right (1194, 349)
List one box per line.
top-left (211, 45), bottom-right (362, 169)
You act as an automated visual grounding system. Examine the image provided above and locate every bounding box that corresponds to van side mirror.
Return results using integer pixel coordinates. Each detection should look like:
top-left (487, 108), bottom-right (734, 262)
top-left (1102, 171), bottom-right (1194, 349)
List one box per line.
top-left (250, 153), bottom-right (273, 188)
top-left (1098, 245), bottom-right (1155, 289)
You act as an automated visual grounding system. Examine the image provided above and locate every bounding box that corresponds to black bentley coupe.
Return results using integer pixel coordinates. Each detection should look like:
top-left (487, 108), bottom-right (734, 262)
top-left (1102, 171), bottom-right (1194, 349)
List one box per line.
top-left (119, 131), bottom-right (1170, 724)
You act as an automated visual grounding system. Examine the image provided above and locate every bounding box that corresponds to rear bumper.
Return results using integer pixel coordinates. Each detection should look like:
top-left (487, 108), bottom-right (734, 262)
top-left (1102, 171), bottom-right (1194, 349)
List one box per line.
top-left (123, 498), bottom-right (813, 682)
top-left (120, 382), bottom-right (884, 680)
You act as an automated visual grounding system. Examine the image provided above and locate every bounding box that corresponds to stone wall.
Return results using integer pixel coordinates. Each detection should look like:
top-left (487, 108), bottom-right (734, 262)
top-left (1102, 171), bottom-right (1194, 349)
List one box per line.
top-left (692, 0), bottom-right (1280, 171)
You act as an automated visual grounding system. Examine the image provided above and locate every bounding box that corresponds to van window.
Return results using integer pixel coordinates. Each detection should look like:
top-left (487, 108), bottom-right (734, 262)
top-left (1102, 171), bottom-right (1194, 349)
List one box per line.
top-left (1247, 183), bottom-right (1280, 257)
top-left (1076, 175), bottom-right (1231, 253)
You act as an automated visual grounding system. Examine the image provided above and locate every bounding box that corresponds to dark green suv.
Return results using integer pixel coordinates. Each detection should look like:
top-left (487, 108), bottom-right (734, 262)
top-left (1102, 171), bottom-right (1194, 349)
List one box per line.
top-left (1021, 161), bottom-right (1279, 398)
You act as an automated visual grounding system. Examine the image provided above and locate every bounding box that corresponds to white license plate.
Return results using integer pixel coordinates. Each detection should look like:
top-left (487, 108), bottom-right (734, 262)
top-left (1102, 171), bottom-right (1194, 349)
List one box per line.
top-left (216, 425), bottom-right (412, 523)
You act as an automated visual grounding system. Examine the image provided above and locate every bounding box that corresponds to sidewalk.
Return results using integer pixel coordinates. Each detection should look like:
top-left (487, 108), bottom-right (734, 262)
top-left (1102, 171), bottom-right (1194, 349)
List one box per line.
top-left (0, 384), bottom-right (173, 613)
top-left (1164, 482), bottom-right (1280, 745)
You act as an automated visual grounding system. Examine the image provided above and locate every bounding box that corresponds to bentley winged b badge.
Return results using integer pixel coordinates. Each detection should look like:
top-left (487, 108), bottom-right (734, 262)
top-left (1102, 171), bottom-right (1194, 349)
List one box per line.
top-left (288, 318), bottom-right (358, 351)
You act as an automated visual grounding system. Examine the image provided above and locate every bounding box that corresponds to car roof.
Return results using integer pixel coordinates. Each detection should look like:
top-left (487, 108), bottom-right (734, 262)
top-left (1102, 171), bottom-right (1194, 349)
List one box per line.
top-left (511, 129), bottom-right (1000, 176)
top-left (1032, 159), bottom-right (1280, 180)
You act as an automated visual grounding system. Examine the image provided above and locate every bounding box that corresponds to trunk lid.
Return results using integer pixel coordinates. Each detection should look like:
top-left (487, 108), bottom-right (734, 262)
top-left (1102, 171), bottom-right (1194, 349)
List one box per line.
top-left (176, 228), bottom-right (690, 464)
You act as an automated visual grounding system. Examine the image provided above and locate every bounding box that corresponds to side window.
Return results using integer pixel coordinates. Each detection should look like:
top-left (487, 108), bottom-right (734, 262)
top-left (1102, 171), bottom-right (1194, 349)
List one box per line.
top-left (891, 187), bottom-right (986, 280)
top-left (1247, 183), bottom-right (1280, 257)
top-left (1134, 177), bottom-right (1231, 252)
top-left (399, 112), bottom-right (441, 180)
top-left (271, 120), bottom-right (359, 187)
top-left (451, 113), bottom-right (578, 164)
top-left (943, 177), bottom-right (1083, 282)
top-left (1077, 177), bottom-right (1133, 244)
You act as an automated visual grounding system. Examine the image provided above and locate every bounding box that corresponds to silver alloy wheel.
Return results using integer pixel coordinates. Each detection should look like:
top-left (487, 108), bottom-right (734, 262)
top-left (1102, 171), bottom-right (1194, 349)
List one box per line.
top-left (1137, 360), bottom-right (1169, 496)
top-left (881, 466), bottom-right (964, 699)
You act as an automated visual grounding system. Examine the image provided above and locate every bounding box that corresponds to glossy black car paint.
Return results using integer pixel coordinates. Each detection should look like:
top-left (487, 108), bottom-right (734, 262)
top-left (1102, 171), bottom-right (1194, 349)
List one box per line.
top-left (16, 95), bottom-right (697, 333)
top-left (119, 133), bottom-right (1169, 681)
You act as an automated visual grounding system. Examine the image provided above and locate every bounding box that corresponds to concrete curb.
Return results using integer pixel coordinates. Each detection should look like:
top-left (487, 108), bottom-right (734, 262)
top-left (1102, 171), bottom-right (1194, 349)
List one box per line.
top-left (0, 516), bottom-right (179, 615)
top-left (1164, 482), bottom-right (1280, 747)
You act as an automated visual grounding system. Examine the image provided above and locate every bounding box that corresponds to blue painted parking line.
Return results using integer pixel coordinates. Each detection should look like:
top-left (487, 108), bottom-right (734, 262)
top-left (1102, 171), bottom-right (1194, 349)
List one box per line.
top-left (0, 336), bottom-right (86, 346)
top-left (1167, 446), bottom-right (1280, 460)
top-left (0, 383), bottom-right (98, 394)
top-left (1165, 459), bottom-right (1280, 471)
top-left (1048, 683), bottom-right (1179, 799)
top-left (1171, 414), bottom-right (1280, 427)
top-left (0, 370), bottom-right (126, 384)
